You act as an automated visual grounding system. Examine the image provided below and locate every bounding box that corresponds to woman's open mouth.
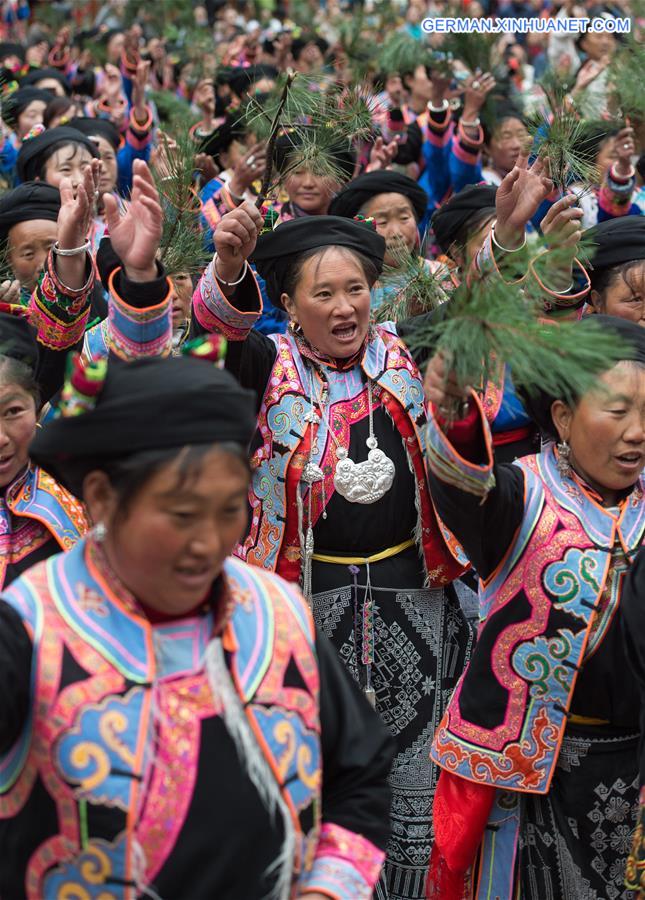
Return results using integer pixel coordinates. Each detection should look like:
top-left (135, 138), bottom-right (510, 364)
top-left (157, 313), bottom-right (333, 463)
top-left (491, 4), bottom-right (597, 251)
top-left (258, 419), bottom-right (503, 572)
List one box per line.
top-left (331, 323), bottom-right (358, 342)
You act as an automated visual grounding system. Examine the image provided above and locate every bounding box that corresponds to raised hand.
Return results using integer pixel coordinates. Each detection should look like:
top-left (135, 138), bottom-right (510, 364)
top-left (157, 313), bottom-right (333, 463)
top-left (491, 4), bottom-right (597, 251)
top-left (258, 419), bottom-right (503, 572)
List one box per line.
top-left (495, 155), bottom-right (554, 250)
top-left (615, 126), bottom-right (636, 176)
top-left (540, 194), bottom-right (583, 252)
top-left (57, 159), bottom-right (100, 249)
top-left (228, 142), bottom-right (267, 198)
top-left (423, 352), bottom-right (471, 422)
top-left (461, 71), bottom-right (496, 120)
top-left (537, 193), bottom-right (584, 291)
top-left (131, 59), bottom-right (152, 121)
top-left (213, 201), bottom-right (264, 285)
top-left (55, 161), bottom-right (100, 291)
top-left (103, 159), bottom-right (163, 282)
top-left (366, 136), bottom-right (399, 172)
top-left (194, 152), bottom-right (220, 185)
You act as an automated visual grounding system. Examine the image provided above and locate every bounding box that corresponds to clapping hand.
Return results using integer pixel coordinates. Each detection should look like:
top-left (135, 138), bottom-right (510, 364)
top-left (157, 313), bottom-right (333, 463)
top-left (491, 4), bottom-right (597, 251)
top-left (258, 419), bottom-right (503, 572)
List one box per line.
top-left (103, 159), bottom-right (163, 282)
top-left (495, 155), bottom-right (553, 251)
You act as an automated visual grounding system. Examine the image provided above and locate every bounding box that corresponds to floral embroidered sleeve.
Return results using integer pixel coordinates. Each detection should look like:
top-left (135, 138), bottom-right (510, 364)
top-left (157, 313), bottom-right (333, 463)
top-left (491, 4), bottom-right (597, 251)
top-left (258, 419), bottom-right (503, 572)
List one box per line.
top-left (192, 257), bottom-right (263, 339)
top-left (298, 631), bottom-right (394, 899)
top-left (29, 248), bottom-right (94, 352)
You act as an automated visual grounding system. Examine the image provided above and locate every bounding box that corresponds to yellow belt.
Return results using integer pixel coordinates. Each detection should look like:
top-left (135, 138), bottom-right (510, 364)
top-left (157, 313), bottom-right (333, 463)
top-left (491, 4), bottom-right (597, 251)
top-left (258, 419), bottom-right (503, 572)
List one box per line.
top-left (569, 714), bottom-right (610, 726)
top-left (311, 537), bottom-right (415, 566)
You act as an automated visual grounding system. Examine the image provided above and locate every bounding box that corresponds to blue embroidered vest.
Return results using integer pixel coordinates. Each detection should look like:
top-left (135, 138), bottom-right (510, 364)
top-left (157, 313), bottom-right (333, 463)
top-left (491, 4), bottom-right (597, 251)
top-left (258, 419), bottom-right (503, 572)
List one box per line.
top-left (237, 325), bottom-right (467, 585)
top-left (0, 539), bottom-right (323, 896)
top-left (431, 447), bottom-right (645, 794)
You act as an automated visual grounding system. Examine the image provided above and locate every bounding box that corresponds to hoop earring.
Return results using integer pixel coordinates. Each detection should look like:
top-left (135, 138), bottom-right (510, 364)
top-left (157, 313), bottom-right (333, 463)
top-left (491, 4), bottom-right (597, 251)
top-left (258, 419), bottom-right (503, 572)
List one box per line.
top-left (288, 319), bottom-right (303, 336)
top-left (556, 440), bottom-right (572, 478)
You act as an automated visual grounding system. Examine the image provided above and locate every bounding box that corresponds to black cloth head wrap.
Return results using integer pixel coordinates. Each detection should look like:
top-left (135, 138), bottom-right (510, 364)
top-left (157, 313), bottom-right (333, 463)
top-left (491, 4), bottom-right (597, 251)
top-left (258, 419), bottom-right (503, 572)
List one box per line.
top-left (521, 315), bottom-right (645, 440)
top-left (586, 217), bottom-right (645, 289)
top-left (329, 170), bottom-right (428, 223)
top-left (2, 87), bottom-right (52, 127)
top-left (0, 311), bottom-right (38, 372)
top-left (273, 128), bottom-right (356, 181)
top-left (68, 116), bottom-right (121, 151)
top-left (0, 42), bottom-right (25, 64)
top-left (228, 64), bottom-right (278, 98)
top-left (431, 184), bottom-right (497, 253)
top-left (17, 125), bottom-right (98, 182)
top-left (29, 356), bottom-right (257, 499)
top-left (20, 67), bottom-right (70, 95)
top-left (0, 181), bottom-right (60, 243)
top-left (251, 215), bottom-right (385, 308)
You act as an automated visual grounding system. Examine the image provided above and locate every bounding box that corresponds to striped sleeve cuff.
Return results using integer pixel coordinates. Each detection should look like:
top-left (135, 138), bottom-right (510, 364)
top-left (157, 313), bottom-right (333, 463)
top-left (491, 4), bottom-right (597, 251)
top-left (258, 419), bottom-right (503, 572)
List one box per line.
top-left (425, 391), bottom-right (495, 499)
top-left (106, 267), bottom-right (172, 360)
top-left (193, 259), bottom-right (263, 338)
top-left (299, 824), bottom-right (385, 900)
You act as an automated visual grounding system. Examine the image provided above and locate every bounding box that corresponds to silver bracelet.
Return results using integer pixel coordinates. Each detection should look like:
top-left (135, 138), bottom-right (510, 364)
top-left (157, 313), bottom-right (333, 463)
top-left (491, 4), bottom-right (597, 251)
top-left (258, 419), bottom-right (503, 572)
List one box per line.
top-left (460, 117), bottom-right (481, 128)
top-left (52, 240), bottom-right (91, 257)
top-left (428, 98), bottom-right (449, 113)
top-left (213, 254), bottom-right (248, 286)
top-left (53, 263), bottom-right (94, 295)
top-left (491, 226), bottom-right (527, 253)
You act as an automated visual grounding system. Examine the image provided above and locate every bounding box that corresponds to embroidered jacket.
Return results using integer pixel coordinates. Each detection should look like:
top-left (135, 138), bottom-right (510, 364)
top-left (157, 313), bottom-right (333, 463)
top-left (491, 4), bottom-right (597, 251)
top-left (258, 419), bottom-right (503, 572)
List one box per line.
top-left (0, 539), bottom-right (389, 899)
top-left (425, 397), bottom-right (645, 794)
top-left (192, 262), bottom-right (468, 586)
top-left (0, 465), bottom-right (88, 589)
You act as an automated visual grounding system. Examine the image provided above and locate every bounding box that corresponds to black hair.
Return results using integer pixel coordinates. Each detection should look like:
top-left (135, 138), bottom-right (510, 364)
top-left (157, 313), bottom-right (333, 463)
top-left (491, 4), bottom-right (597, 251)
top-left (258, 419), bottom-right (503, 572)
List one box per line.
top-left (33, 139), bottom-right (93, 182)
top-left (482, 108), bottom-right (526, 145)
top-left (43, 96), bottom-right (76, 129)
top-left (590, 259), bottom-right (645, 298)
top-left (0, 355), bottom-right (40, 409)
top-left (637, 153), bottom-right (645, 183)
top-left (450, 207), bottom-right (495, 256)
top-left (79, 442), bottom-right (250, 518)
top-left (281, 245), bottom-right (380, 301)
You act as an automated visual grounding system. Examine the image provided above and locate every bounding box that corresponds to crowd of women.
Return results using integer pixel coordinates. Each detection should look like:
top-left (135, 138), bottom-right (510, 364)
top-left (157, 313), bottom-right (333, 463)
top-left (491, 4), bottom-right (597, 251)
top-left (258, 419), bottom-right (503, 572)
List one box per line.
top-left (0, 0), bottom-right (644, 898)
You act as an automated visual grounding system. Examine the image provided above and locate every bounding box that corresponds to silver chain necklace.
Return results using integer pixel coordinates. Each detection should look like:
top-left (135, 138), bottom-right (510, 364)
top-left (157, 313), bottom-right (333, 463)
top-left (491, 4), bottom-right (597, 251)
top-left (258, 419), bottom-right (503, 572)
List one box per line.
top-left (303, 367), bottom-right (395, 503)
top-left (297, 366), bottom-right (395, 601)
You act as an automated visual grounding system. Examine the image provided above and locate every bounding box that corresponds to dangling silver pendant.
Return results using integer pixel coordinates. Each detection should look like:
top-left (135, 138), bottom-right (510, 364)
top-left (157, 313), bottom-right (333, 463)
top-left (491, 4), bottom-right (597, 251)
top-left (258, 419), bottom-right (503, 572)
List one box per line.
top-left (302, 461), bottom-right (324, 483)
top-left (333, 437), bottom-right (395, 504)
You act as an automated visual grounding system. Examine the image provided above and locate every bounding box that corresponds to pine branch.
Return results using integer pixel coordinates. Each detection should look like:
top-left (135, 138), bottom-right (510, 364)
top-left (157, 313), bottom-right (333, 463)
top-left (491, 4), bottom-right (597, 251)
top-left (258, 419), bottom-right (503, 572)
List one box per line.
top-left (255, 69), bottom-right (297, 209)
top-left (406, 267), bottom-right (626, 407)
top-left (375, 244), bottom-right (448, 323)
top-left (152, 132), bottom-right (210, 276)
top-left (527, 74), bottom-right (600, 192)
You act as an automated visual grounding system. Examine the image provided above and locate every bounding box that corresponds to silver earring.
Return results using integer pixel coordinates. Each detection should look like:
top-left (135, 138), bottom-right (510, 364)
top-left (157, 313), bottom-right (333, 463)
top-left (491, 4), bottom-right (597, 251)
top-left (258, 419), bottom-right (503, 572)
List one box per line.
top-left (556, 440), bottom-right (572, 478)
top-left (93, 522), bottom-right (107, 542)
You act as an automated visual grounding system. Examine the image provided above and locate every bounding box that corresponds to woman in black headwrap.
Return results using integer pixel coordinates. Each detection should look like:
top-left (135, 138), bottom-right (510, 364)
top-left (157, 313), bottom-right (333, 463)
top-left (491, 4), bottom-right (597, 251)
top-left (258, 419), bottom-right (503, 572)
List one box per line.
top-left (0, 181), bottom-right (61, 299)
top-left (0, 311), bottom-right (88, 590)
top-left (586, 216), bottom-right (645, 325)
top-left (0, 346), bottom-right (394, 900)
top-left (423, 315), bottom-right (645, 900)
top-left (16, 125), bottom-right (98, 187)
top-left (2, 87), bottom-right (52, 141)
top-left (329, 170), bottom-right (442, 313)
top-left (191, 203), bottom-right (475, 900)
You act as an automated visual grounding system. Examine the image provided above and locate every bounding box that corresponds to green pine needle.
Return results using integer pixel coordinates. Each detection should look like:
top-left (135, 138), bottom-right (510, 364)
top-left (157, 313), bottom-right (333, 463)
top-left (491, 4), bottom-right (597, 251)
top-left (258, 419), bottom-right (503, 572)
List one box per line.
top-left (527, 75), bottom-right (601, 191)
top-left (407, 269), bottom-right (626, 405)
top-left (609, 38), bottom-right (645, 122)
top-left (152, 132), bottom-right (210, 277)
top-left (440, 29), bottom-right (498, 77)
top-left (378, 32), bottom-right (434, 77)
top-left (375, 244), bottom-right (448, 323)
